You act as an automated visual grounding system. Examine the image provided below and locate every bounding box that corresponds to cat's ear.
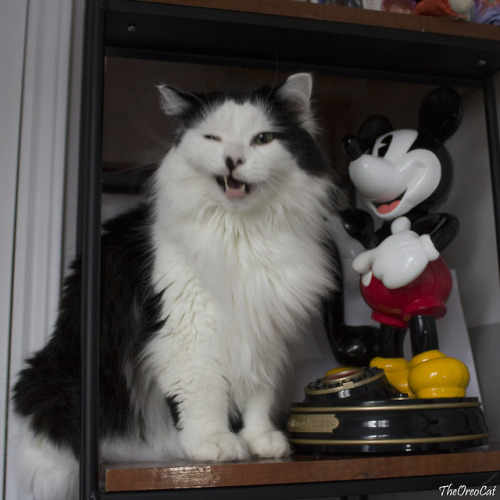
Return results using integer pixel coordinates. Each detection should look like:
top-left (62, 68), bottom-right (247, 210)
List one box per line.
top-left (276, 73), bottom-right (316, 133)
top-left (158, 85), bottom-right (194, 116)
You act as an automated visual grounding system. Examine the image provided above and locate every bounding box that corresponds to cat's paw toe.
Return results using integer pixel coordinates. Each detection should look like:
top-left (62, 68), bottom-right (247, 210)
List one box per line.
top-left (242, 429), bottom-right (291, 458)
top-left (184, 432), bottom-right (249, 462)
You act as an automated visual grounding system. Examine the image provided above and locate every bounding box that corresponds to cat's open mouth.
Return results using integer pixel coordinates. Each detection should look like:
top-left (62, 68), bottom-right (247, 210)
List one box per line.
top-left (216, 175), bottom-right (250, 199)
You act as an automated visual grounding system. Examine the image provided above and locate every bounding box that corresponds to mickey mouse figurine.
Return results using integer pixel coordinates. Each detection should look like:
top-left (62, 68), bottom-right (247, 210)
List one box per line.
top-left (341, 87), bottom-right (470, 398)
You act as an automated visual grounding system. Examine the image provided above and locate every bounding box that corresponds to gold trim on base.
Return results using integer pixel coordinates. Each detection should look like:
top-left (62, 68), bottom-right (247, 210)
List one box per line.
top-left (290, 400), bottom-right (480, 413)
top-left (289, 433), bottom-right (490, 446)
top-left (305, 370), bottom-right (385, 395)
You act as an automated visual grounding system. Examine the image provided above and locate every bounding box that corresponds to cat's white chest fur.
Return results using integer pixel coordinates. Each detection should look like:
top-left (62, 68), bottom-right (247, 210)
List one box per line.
top-left (144, 73), bottom-right (335, 462)
top-left (151, 200), bottom-right (330, 380)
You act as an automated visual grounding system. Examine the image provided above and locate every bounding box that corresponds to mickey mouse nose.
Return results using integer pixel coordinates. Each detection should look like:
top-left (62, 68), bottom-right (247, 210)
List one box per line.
top-left (342, 135), bottom-right (363, 161)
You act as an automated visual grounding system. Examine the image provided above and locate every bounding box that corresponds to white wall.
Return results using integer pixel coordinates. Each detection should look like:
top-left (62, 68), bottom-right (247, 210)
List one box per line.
top-left (0, 1), bottom-right (30, 495)
top-left (443, 84), bottom-right (500, 328)
top-left (442, 81), bottom-right (500, 444)
top-left (1, 1), bottom-right (82, 498)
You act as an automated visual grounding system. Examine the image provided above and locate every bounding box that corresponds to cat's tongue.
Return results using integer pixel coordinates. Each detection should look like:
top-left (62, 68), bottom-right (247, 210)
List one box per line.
top-left (224, 176), bottom-right (247, 199)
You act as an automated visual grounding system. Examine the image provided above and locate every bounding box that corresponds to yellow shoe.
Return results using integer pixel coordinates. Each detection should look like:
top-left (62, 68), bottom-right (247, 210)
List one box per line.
top-left (370, 357), bottom-right (412, 397)
top-left (408, 350), bottom-right (470, 398)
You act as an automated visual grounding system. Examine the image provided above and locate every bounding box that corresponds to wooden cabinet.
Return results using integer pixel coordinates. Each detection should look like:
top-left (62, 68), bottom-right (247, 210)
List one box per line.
top-left (80, 1), bottom-right (500, 497)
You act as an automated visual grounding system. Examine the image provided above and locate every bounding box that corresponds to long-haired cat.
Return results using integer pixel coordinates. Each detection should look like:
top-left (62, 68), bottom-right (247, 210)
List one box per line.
top-left (12, 73), bottom-right (337, 500)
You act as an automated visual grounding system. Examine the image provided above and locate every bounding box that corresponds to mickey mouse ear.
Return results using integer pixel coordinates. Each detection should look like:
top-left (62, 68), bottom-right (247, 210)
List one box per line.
top-left (418, 87), bottom-right (462, 143)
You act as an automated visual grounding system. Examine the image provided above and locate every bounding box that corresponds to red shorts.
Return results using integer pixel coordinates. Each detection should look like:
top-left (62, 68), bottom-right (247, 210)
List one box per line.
top-left (360, 257), bottom-right (452, 329)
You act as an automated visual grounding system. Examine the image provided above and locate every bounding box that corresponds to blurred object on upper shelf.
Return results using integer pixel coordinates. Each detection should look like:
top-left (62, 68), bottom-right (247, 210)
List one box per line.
top-left (472, 0), bottom-right (500, 24)
top-left (415, 0), bottom-right (500, 23)
top-left (363, 0), bottom-right (416, 13)
top-left (292, 0), bottom-right (500, 23)
top-left (414, 0), bottom-right (473, 20)
top-left (292, 0), bottom-right (338, 4)
top-left (290, 0), bottom-right (416, 12)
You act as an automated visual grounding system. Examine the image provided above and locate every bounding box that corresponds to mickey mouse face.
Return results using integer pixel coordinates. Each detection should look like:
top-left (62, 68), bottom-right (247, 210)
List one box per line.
top-left (349, 129), bottom-right (442, 220)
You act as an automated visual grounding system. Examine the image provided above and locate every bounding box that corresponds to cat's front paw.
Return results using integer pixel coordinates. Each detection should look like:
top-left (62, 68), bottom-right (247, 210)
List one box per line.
top-left (241, 429), bottom-right (291, 458)
top-left (182, 432), bottom-right (249, 462)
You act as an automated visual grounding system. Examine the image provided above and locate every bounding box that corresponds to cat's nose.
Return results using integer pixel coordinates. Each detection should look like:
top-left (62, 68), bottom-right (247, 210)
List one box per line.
top-left (225, 155), bottom-right (245, 172)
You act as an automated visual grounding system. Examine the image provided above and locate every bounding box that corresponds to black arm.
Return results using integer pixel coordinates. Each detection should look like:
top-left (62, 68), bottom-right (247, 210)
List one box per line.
top-left (341, 208), bottom-right (375, 249)
top-left (411, 213), bottom-right (460, 252)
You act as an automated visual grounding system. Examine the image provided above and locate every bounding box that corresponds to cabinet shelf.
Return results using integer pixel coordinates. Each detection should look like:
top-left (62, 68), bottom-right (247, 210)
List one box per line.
top-left (106, 0), bottom-right (500, 85)
top-left (102, 445), bottom-right (500, 494)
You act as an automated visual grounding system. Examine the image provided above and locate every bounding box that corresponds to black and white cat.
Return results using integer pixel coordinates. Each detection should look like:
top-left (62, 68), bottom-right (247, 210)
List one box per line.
top-left (12, 73), bottom-right (337, 499)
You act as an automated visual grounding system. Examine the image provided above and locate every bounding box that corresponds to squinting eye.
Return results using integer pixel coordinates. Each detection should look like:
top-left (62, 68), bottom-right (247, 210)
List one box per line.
top-left (204, 134), bottom-right (221, 141)
top-left (253, 132), bottom-right (275, 145)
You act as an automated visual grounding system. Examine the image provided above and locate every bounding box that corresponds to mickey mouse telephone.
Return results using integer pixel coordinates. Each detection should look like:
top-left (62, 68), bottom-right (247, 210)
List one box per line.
top-left (339, 87), bottom-right (468, 399)
top-left (287, 88), bottom-right (489, 453)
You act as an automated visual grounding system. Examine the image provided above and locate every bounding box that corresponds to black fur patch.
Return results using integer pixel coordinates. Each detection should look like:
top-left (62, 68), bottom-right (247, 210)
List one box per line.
top-left (229, 411), bottom-right (243, 434)
top-left (166, 395), bottom-right (182, 430)
top-left (12, 204), bottom-right (166, 456)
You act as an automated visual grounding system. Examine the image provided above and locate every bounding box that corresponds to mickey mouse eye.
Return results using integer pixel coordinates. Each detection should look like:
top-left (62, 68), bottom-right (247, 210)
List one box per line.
top-left (204, 134), bottom-right (221, 141)
top-left (253, 132), bottom-right (275, 145)
top-left (374, 135), bottom-right (392, 157)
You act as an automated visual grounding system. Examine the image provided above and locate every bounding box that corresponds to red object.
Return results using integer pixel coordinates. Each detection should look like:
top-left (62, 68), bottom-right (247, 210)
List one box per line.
top-left (360, 257), bottom-right (452, 329)
top-left (414, 0), bottom-right (463, 18)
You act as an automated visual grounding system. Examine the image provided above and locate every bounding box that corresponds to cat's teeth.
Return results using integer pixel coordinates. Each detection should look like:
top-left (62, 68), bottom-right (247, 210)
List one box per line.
top-left (217, 175), bottom-right (249, 199)
top-left (224, 176), bottom-right (245, 193)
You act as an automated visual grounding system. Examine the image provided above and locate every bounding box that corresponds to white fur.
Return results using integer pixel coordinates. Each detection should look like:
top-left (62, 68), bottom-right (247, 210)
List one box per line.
top-left (143, 93), bottom-right (333, 461)
top-left (15, 419), bottom-right (79, 500)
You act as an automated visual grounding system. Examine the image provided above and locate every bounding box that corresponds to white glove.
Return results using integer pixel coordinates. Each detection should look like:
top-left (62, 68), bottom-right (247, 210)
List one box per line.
top-left (352, 217), bottom-right (439, 289)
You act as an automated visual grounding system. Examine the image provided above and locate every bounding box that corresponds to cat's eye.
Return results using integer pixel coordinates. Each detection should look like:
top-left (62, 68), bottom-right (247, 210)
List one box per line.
top-left (204, 134), bottom-right (221, 141)
top-left (253, 132), bottom-right (275, 145)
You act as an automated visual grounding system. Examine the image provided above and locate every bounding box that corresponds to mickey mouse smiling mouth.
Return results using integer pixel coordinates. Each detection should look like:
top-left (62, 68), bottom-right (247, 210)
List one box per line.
top-left (372, 191), bottom-right (406, 215)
